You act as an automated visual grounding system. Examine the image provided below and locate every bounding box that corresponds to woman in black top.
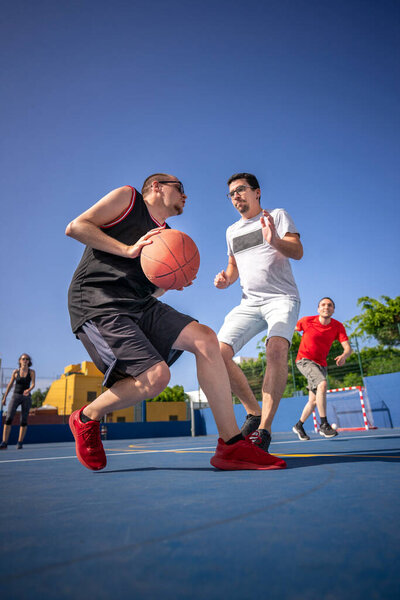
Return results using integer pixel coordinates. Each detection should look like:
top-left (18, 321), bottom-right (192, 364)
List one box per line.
top-left (1, 354), bottom-right (35, 449)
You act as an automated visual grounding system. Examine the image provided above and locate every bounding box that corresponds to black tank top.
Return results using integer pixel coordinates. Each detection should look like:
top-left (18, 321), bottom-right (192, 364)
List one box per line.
top-left (14, 370), bottom-right (31, 394)
top-left (68, 187), bottom-right (169, 333)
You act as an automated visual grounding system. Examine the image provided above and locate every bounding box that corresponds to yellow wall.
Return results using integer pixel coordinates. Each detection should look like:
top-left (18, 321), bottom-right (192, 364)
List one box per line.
top-left (146, 402), bottom-right (188, 422)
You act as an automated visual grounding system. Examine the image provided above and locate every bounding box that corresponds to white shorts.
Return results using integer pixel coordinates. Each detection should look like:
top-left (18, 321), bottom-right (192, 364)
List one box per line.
top-left (217, 296), bottom-right (300, 355)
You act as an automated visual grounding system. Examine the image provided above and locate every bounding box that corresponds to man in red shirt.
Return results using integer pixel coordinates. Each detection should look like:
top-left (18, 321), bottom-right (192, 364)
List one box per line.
top-left (292, 297), bottom-right (352, 440)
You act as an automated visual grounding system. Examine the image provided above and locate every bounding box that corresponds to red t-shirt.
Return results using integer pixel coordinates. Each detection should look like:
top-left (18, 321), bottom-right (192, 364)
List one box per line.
top-left (295, 316), bottom-right (349, 367)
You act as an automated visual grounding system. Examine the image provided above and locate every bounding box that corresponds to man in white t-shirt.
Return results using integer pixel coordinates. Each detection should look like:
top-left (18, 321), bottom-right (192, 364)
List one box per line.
top-left (214, 173), bottom-right (303, 452)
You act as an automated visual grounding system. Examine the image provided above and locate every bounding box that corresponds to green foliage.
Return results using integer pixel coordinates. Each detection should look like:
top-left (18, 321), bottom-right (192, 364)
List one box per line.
top-left (347, 295), bottom-right (400, 347)
top-left (31, 387), bottom-right (49, 408)
top-left (149, 385), bottom-right (188, 402)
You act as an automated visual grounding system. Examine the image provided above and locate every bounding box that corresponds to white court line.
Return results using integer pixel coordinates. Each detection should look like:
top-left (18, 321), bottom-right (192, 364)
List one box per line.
top-left (0, 432), bottom-right (398, 465)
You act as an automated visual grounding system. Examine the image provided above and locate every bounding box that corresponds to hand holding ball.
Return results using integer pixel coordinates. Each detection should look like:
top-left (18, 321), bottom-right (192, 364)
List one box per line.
top-left (140, 229), bottom-right (200, 290)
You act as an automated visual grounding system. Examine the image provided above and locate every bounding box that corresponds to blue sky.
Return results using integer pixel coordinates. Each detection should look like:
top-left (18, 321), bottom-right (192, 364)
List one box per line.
top-left (1, 0), bottom-right (399, 392)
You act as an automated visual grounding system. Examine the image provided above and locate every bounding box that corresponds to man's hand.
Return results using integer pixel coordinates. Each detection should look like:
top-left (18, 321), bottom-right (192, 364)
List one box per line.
top-left (125, 227), bottom-right (164, 259)
top-left (335, 354), bottom-right (347, 367)
top-left (214, 270), bottom-right (230, 289)
top-left (176, 276), bottom-right (197, 291)
top-left (260, 209), bottom-right (278, 246)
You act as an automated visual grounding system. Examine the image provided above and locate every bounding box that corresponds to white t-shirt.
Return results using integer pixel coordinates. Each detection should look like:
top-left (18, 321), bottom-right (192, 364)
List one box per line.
top-left (226, 208), bottom-right (300, 305)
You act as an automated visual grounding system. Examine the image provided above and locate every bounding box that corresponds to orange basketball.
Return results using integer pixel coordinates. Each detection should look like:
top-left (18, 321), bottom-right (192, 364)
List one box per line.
top-left (140, 229), bottom-right (200, 290)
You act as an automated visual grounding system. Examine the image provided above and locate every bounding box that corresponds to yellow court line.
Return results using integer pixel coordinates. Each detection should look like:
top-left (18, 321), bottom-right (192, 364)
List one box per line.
top-left (274, 453), bottom-right (400, 459)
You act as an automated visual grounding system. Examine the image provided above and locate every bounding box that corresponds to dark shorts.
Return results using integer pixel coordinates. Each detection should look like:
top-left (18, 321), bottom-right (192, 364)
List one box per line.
top-left (76, 301), bottom-right (195, 387)
top-left (296, 358), bottom-right (327, 393)
top-left (6, 393), bottom-right (32, 426)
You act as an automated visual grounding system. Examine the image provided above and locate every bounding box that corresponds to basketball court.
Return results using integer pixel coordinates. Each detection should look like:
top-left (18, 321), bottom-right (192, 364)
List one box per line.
top-left (1, 428), bottom-right (399, 599)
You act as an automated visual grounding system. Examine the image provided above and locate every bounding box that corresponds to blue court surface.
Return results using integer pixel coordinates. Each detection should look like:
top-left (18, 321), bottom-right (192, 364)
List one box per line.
top-left (1, 429), bottom-right (399, 600)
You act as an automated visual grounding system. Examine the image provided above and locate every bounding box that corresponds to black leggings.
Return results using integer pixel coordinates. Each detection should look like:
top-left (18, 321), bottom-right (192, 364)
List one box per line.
top-left (5, 393), bottom-right (31, 426)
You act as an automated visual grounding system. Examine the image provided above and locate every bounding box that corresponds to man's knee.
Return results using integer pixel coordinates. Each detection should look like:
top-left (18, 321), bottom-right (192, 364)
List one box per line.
top-left (266, 336), bottom-right (289, 363)
top-left (190, 324), bottom-right (220, 353)
top-left (219, 341), bottom-right (234, 362)
top-left (141, 362), bottom-right (171, 397)
top-left (317, 380), bottom-right (327, 393)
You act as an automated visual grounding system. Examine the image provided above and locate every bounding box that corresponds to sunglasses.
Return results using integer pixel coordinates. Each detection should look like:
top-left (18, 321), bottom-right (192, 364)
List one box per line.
top-left (158, 180), bottom-right (185, 194)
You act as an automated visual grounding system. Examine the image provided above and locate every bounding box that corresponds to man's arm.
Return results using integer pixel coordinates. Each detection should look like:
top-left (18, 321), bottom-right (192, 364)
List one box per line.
top-left (214, 255), bottom-right (239, 289)
top-left (335, 340), bottom-right (353, 367)
top-left (65, 186), bottom-right (163, 258)
top-left (260, 210), bottom-right (303, 260)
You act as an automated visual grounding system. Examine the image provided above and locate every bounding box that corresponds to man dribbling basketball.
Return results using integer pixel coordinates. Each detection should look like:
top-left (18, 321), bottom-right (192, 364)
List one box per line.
top-left (66, 175), bottom-right (286, 471)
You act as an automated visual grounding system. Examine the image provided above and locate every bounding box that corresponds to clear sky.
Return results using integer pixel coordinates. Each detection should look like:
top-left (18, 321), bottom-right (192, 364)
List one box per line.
top-left (1, 0), bottom-right (399, 393)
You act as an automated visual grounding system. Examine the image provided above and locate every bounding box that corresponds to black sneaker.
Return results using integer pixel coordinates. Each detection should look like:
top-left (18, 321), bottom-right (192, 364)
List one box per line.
top-left (0, 442), bottom-right (7, 450)
top-left (17, 442), bottom-right (23, 449)
top-left (247, 428), bottom-right (271, 452)
top-left (319, 422), bottom-right (338, 438)
top-left (240, 414), bottom-right (261, 437)
top-left (292, 422), bottom-right (310, 441)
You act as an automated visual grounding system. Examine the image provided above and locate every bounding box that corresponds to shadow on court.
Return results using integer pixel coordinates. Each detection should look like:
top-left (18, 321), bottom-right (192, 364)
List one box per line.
top-left (96, 449), bottom-right (400, 474)
top-left (284, 449), bottom-right (400, 468)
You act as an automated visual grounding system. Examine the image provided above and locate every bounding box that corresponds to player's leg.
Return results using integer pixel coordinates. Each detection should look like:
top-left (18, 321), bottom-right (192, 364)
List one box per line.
top-left (70, 314), bottom-right (172, 470)
top-left (173, 321), bottom-right (286, 470)
top-left (315, 379), bottom-right (328, 417)
top-left (316, 380), bottom-right (338, 438)
top-left (249, 297), bottom-right (300, 451)
top-left (220, 342), bottom-right (261, 416)
top-left (260, 335), bottom-right (290, 432)
top-left (218, 304), bottom-right (266, 434)
top-left (292, 389), bottom-right (314, 441)
top-left (83, 361), bottom-right (170, 421)
top-left (174, 322), bottom-right (240, 440)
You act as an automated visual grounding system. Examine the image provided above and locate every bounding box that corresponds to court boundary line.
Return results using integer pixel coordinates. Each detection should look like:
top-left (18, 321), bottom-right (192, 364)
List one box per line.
top-left (0, 430), bottom-right (398, 465)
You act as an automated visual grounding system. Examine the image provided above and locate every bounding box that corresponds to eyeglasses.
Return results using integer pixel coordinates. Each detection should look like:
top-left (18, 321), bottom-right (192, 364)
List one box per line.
top-left (158, 180), bottom-right (185, 194)
top-left (21, 358), bottom-right (29, 361)
top-left (227, 184), bottom-right (253, 199)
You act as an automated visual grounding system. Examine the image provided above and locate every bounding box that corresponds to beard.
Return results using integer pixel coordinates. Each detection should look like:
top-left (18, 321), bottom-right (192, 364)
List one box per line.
top-left (174, 203), bottom-right (184, 215)
top-left (236, 202), bottom-right (249, 214)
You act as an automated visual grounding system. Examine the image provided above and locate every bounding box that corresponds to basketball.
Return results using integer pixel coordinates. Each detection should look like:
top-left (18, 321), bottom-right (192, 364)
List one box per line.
top-left (140, 229), bottom-right (200, 290)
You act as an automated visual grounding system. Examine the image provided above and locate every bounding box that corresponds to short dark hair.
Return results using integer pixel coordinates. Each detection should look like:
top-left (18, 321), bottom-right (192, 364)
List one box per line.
top-left (227, 173), bottom-right (260, 190)
top-left (318, 297), bottom-right (335, 309)
top-left (18, 354), bottom-right (32, 367)
top-left (141, 173), bottom-right (171, 197)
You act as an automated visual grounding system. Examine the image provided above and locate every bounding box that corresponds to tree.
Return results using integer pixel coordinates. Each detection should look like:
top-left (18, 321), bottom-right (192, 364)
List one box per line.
top-left (149, 385), bottom-right (188, 402)
top-left (31, 387), bottom-right (49, 408)
top-left (347, 296), bottom-right (400, 347)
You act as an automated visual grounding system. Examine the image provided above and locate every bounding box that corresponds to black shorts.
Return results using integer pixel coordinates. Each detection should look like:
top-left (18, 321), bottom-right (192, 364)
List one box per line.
top-left (76, 301), bottom-right (195, 387)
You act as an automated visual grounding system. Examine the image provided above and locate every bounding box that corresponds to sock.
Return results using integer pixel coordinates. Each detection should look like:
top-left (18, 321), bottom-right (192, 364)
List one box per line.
top-left (320, 416), bottom-right (328, 425)
top-left (226, 433), bottom-right (244, 445)
top-left (80, 411), bottom-right (93, 423)
top-left (298, 420), bottom-right (304, 426)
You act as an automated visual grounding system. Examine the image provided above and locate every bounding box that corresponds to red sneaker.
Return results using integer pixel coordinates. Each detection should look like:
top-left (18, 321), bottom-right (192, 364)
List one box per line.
top-left (69, 406), bottom-right (107, 471)
top-left (210, 438), bottom-right (286, 471)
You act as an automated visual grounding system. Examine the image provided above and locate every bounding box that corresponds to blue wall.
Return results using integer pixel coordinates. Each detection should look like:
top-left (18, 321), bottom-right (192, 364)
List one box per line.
top-left (199, 372), bottom-right (400, 435)
top-left (4, 420), bottom-right (200, 445)
top-left (364, 372), bottom-right (400, 428)
top-left (3, 373), bottom-right (398, 443)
